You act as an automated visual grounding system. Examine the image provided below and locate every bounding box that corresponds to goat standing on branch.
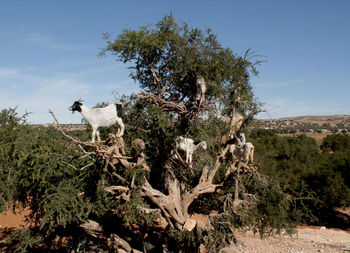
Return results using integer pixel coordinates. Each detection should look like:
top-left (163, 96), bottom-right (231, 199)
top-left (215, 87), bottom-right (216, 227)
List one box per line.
top-left (175, 136), bottom-right (207, 163)
top-left (69, 100), bottom-right (125, 142)
top-left (232, 133), bottom-right (255, 164)
top-left (239, 142), bottom-right (255, 164)
top-left (195, 75), bottom-right (206, 106)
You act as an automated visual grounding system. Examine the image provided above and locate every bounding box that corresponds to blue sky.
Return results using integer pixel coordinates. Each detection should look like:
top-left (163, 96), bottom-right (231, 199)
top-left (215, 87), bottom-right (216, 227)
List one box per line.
top-left (1, 0), bottom-right (349, 123)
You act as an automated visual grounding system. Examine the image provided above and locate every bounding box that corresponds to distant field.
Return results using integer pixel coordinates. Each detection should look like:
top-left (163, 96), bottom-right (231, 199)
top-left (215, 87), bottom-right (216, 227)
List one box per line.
top-left (277, 133), bottom-right (331, 145)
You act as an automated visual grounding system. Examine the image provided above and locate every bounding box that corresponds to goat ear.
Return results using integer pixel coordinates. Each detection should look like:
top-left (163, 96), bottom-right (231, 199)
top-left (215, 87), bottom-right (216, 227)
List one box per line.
top-left (78, 98), bottom-right (83, 103)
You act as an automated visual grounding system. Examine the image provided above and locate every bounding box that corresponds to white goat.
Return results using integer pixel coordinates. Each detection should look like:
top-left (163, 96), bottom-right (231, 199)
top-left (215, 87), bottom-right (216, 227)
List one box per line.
top-left (236, 133), bottom-right (246, 147)
top-left (237, 142), bottom-right (254, 164)
top-left (69, 100), bottom-right (125, 142)
top-left (228, 133), bottom-right (246, 154)
top-left (175, 136), bottom-right (207, 163)
top-left (228, 133), bottom-right (254, 164)
top-left (196, 75), bottom-right (207, 105)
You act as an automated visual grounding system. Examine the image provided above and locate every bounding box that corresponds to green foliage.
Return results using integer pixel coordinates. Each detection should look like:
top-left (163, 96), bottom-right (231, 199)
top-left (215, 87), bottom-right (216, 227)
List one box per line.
top-left (214, 173), bottom-right (298, 239)
top-left (0, 108), bottom-right (29, 211)
top-left (204, 222), bottom-right (236, 252)
top-left (0, 109), bottom-right (114, 249)
top-left (41, 179), bottom-right (92, 230)
top-left (254, 134), bottom-right (320, 191)
top-left (102, 14), bottom-right (261, 117)
top-left (245, 177), bottom-right (296, 237)
top-left (251, 132), bottom-right (350, 223)
top-left (307, 150), bottom-right (350, 208)
top-left (249, 128), bottom-right (277, 138)
top-left (320, 133), bottom-right (350, 152)
top-left (167, 223), bottom-right (236, 252)
top-left (168, 227), bottom-right (204, 251)
top-left (6, 228), bottom-right (44, 253)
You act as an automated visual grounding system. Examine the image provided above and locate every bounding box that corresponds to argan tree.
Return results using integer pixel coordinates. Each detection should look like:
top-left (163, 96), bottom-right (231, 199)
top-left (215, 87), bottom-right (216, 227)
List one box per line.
top-left (2, 15), bottom-right (295, 252)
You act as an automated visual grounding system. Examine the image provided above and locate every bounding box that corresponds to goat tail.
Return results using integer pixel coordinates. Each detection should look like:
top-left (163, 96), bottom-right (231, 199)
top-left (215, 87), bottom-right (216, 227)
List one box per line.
top-left (115, 103), bottom-right (123, 117)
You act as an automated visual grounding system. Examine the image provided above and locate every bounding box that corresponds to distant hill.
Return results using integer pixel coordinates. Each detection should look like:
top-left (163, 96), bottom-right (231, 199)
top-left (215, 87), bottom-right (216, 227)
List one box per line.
top-left (257, 115), bottom-right (350, 134)
top-left (34, 115), bottom-right (350, 134)
top-left (33, 123), bottom-right (87, 132)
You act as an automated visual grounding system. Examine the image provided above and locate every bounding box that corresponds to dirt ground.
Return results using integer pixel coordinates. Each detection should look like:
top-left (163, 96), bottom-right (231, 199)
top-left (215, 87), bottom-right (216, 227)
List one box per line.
top-left (224, 226), bottom-right (350, 253)
top-left (1, 209), bottom-right (350, 252)
top-left (0, 207), bottom-right (30, 229)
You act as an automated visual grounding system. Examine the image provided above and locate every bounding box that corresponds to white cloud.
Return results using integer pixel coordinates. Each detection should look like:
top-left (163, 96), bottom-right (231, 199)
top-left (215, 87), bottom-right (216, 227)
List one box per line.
top-left (0, 75), bottom-right (94, 124)
top-left (23, 32), bottom-right (91, 50)
top-left (0, 60), bottom-right (140, 124)
top-left (256, 79), bottom-right (305, 88)
top-left (39, 78), bottom-right (92, 95)
top-left (0, 68), bottom-right (19, 77)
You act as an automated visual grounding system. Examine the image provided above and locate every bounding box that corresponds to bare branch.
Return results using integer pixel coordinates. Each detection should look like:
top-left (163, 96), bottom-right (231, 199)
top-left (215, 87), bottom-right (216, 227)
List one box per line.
top-left (125, 124), bottom-right (151, 133)
top-left (80, 162), bottom-right (94, 170)
top-left (149, 65), bottom-right (162, 92)
top-left (61, 161), bottom-right (78, 170)
top-left (139, 92), bottom-right (187, 113)
top-left (105, 186), bottom-right (130, 201)
top-left (49, 109), bottom-right (94, 147)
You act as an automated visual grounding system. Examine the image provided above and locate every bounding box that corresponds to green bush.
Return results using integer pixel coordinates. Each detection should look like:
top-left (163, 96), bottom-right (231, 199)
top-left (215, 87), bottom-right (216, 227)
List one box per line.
top-left (320, 133), bottom-right (350, 152)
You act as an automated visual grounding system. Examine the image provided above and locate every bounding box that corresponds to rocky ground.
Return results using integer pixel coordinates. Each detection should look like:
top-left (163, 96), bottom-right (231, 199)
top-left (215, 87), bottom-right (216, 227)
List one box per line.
top-left (224, 226), bottom-right (350, 253)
